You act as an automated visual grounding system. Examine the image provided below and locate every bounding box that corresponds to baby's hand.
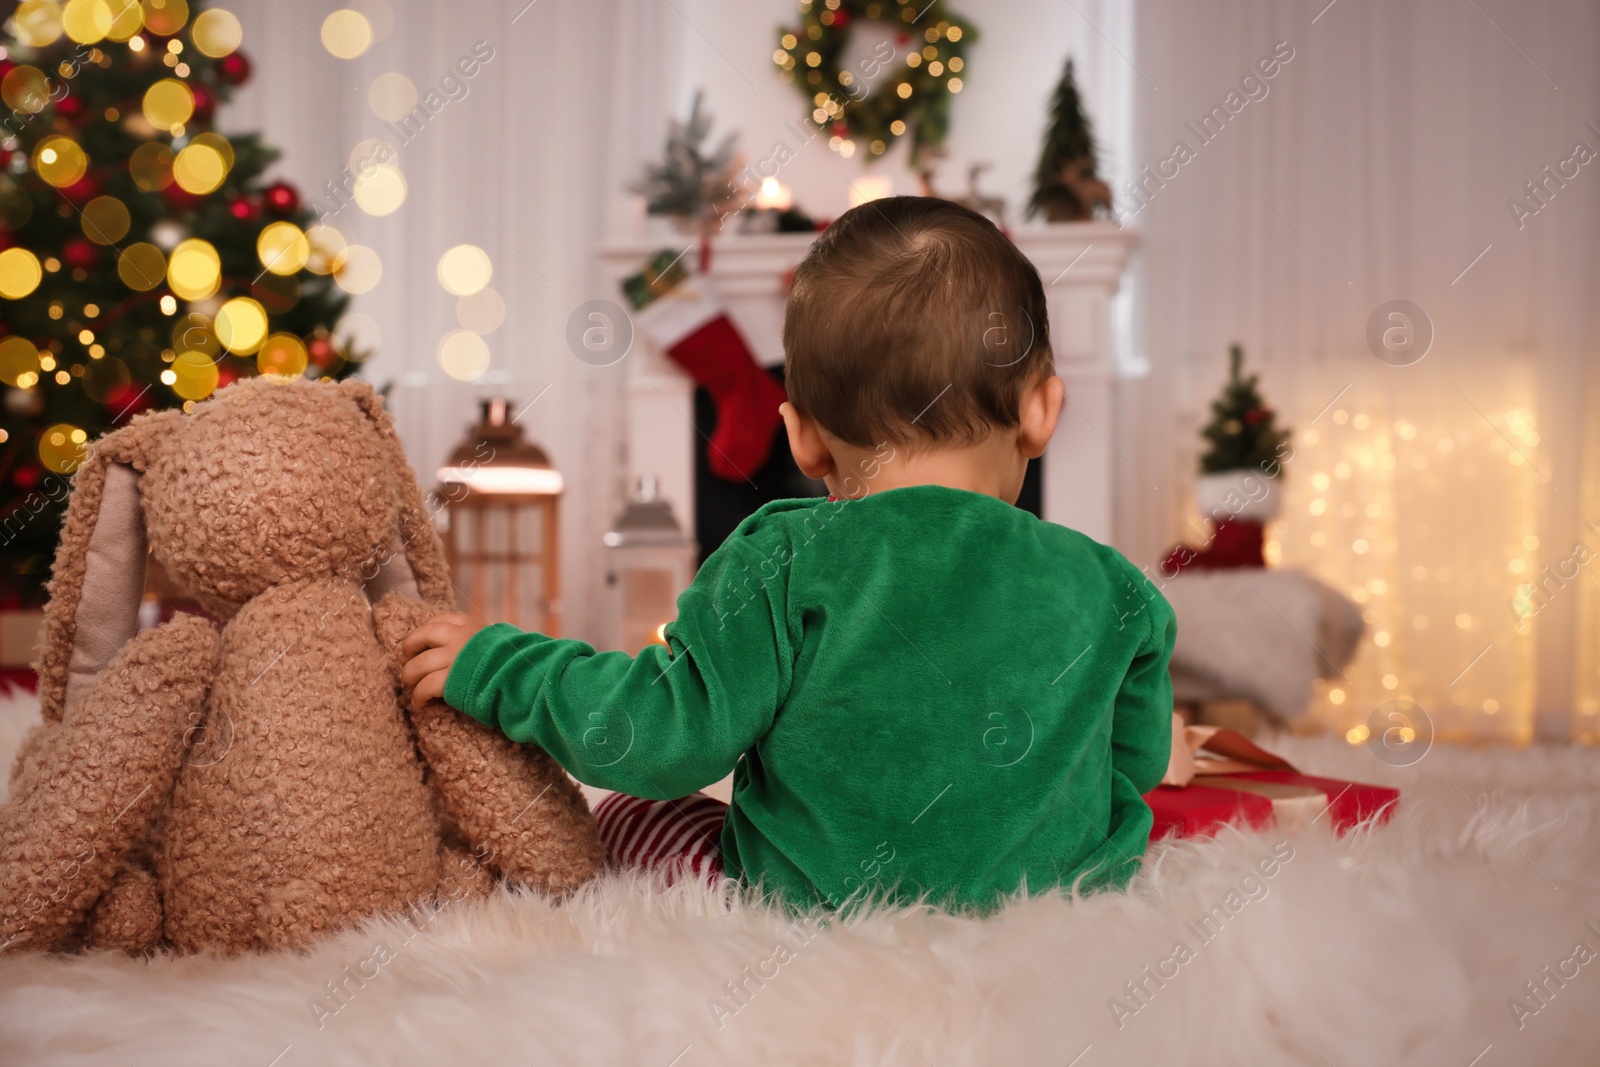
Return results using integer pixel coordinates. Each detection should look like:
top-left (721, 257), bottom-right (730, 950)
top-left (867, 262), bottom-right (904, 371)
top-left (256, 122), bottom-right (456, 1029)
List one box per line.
top-left (400, 613), bottom-right (480, 714)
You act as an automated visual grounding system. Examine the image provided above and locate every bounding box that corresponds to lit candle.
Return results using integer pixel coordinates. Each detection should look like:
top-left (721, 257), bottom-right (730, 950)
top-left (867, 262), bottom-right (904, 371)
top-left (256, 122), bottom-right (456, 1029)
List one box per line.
top-left (849, 175), bottom-right (894, 208)
top-left (754, 176), bottom-right (793, 211)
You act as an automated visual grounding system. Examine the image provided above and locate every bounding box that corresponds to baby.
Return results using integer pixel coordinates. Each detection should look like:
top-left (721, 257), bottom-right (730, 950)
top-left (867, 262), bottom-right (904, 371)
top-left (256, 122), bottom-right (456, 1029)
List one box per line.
top-left (403, 196), bottom-right (1175, 910)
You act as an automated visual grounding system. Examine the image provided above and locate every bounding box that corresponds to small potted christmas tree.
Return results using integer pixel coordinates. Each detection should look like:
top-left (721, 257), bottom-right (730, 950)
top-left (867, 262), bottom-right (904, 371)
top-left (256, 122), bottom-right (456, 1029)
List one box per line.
top-left (1167, 345), bottom-right (1291, 571)
top-left (1200, 344), bottom-right (1291, 477)
top-left (1026, 58), bottom-right (1112, 222)
top-left (630, 91), bottom-right (742, 234)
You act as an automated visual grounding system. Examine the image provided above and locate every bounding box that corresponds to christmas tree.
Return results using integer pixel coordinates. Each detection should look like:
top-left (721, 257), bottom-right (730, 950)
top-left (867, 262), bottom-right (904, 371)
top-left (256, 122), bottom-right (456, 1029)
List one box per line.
top-left (631, 90), bottom-right (740, 224)
top-left (1026, 58), bottom-right (1108, 222)
top-left (0, 0), bottom-right (357, 606)
top-left (1200, 344), bottom-right (1291, 475)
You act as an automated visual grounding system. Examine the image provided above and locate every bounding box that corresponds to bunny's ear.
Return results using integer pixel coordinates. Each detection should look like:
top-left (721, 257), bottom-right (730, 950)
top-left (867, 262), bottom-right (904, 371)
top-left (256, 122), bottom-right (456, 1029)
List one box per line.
top-left (340, 380), bottom-right (453, 607)
top-left (35, 408), bottom-right (184, 725)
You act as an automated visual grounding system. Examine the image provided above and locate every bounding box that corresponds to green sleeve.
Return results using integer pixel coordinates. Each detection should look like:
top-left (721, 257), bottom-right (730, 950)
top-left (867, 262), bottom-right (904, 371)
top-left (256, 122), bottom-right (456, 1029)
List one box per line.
top-left (1110, 565), bottom-right (1177, 794)
top-left (443, 510), bottom-right (798, 799)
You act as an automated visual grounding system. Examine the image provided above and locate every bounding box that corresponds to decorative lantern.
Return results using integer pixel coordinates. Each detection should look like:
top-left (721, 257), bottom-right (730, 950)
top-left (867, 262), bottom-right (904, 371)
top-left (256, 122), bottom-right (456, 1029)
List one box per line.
top-left (602, 475), bottom-right (697, 653)
top-left (437, 398), bottom-right (563, 634)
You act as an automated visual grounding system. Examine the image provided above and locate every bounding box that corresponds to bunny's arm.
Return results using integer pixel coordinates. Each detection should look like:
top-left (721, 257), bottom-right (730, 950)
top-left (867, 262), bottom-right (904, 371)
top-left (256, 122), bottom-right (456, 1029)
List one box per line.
top-left (0, 614), bottom-right (218, 955)
top-left (374, 594), bottom-right (604, 896)
top-left (8, 719), bottom-right (54, 792)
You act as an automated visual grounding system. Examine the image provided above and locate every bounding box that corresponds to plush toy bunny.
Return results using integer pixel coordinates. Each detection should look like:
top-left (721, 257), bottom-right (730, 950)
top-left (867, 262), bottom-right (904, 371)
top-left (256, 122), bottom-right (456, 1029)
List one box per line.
top-left (0, 377), bottom-right (603, 956)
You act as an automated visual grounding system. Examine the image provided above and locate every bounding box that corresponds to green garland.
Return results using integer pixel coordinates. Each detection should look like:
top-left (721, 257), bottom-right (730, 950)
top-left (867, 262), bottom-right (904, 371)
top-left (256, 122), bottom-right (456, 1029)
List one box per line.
top-left (773, 0), bottom-right (976, 164)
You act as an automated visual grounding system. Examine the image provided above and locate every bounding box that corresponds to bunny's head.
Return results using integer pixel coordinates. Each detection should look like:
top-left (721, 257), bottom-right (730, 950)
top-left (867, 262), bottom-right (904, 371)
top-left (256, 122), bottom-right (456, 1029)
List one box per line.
top-left (34, 377), bottom-right (452, 724)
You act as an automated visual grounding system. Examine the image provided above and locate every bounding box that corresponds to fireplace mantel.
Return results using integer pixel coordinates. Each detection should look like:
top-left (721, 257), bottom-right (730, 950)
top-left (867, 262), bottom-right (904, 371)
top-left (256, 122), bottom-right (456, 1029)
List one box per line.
top-left (596, 222), bottom-right (1138, 544)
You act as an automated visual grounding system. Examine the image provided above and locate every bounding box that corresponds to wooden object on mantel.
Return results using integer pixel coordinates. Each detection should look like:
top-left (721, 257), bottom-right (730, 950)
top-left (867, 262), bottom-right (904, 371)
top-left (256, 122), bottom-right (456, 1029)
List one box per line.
top-left (595, 222), bottom-right (1137, 544)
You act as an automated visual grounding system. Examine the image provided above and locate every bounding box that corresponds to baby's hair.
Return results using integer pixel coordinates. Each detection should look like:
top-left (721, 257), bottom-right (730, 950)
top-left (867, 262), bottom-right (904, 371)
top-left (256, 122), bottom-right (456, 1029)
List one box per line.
top-left (783, 196), bottom-right (1053, 449)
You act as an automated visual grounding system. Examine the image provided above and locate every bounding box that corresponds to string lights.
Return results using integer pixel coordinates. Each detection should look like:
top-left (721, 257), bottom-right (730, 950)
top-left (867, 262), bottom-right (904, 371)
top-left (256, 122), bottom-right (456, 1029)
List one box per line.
top-left (1271, 397), bottom-right (1544, 743)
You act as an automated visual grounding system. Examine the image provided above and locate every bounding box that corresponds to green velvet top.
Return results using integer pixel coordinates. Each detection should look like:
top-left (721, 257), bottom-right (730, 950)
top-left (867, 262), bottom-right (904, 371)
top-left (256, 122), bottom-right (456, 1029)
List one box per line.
top-left (445, 486), bottom-right (1175, 910)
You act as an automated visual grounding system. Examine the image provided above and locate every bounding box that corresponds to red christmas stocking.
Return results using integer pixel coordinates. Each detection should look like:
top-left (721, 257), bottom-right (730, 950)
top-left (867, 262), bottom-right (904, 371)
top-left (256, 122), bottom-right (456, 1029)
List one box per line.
top-left (638, 277), bottom-right (786, 481)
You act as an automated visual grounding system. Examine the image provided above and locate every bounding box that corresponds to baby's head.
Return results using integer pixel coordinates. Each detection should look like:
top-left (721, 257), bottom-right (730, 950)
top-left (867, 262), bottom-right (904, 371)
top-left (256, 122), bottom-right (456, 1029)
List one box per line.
top-left (781, 196), bottom-right (1062, 503)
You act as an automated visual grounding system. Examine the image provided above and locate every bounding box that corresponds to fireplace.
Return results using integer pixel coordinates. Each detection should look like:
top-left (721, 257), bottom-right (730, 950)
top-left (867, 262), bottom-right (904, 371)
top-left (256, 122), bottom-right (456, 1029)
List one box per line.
top-left (691, 365), bottom-right (821, 567)
top-left (689, 365), bottom-right (1047, 567)
top-left (598, 224), bottom-right (1136, 557)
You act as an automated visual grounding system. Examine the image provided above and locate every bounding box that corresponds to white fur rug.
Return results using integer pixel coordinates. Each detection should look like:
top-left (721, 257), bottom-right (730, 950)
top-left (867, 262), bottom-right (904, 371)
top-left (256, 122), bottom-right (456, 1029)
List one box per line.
top-left (2, 688), bottom-right (1598, 1066)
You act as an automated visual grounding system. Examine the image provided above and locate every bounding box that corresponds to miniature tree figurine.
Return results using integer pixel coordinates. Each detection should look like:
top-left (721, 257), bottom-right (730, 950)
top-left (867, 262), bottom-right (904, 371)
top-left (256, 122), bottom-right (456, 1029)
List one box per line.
top-left (1026, 58), bottom-right (1111, 222)
top-left (1200, 344), bottom-right (1291, 475)
top-left (631, 90), bottom-right (741, 227)
top-left (1158, 344), bottom-right (1292, 573)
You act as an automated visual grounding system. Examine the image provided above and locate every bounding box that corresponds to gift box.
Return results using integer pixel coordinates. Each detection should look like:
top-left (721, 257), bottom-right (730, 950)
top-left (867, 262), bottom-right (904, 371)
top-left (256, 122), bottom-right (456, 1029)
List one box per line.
top-left (1144, 714), bottom-right (1399, 839)
top-left (1145, 782), bottom-right (1276, 838)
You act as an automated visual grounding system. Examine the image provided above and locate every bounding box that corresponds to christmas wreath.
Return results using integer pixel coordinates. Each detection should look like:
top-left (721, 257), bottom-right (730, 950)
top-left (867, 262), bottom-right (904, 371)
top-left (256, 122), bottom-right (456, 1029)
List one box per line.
top-left (773, 0), bottom-right (977, 164)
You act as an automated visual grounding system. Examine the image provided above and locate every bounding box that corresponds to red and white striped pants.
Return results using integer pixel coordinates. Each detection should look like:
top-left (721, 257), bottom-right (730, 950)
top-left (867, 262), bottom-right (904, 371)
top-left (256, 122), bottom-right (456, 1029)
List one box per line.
top-left (593, 791), bottom-right (728, 884)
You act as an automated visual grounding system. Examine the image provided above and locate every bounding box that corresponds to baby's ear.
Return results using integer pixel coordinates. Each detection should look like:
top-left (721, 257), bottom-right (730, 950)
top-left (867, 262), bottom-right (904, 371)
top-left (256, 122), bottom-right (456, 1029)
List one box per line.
top-left (1016, 374), bottom-right (1065, 461)
top-left (35, 407), bottom-right (185, 725)
top-left (781, 402), bottom-right (836, 480)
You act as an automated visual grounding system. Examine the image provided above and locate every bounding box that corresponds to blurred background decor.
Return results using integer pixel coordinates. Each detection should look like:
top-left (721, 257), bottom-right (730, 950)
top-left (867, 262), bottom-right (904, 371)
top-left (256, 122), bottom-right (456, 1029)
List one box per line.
top-left (436, 396), bottom-right (563, 635)
top-left (0, 0), bottom-right (358, 609)
top-left (601, 473), bottom-right (696, 655)
top-left (773, 0), bottom-right (977, 164)
top-left (630, 89), bottom-right (741, 232)
top-left (0, 0), bottom-right (1595, 749)
top-left (1026, 57), bottom-right (1111, 222)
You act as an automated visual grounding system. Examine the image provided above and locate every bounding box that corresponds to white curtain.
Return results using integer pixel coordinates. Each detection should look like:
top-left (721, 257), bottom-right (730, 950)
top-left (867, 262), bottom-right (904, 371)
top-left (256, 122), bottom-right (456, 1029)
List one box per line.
top-left (1116, 0), bottom-right (1600, 741)
top-left (222, 0), bottom-right (684, 642)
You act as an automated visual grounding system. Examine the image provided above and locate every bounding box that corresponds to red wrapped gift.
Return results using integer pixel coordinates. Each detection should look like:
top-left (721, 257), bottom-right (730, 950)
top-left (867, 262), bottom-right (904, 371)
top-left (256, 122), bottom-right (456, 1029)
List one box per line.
top-left (1146, 782), bottom-right (1276, 839)
top-left (1144, 715), bottom-right (1399, 839)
